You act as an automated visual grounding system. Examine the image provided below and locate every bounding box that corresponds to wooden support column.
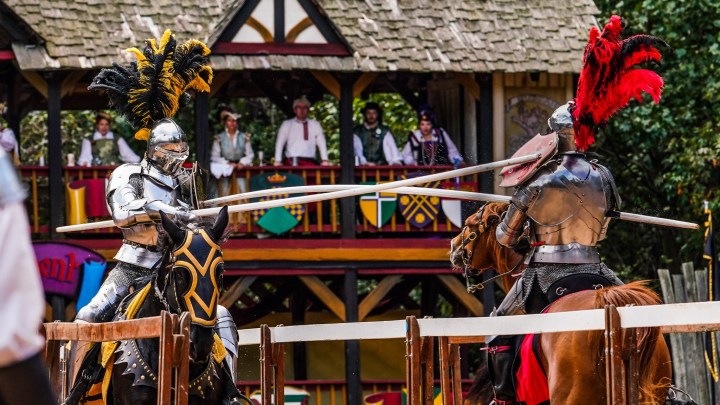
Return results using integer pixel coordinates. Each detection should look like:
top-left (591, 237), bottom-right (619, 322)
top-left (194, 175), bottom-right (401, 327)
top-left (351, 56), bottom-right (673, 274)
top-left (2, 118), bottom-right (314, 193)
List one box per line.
top-left (291, 286), bottom-right (307, 380)
top-left (476, 73), bottom-right (493, 194)
top-left (344, 269), bottom-right (360, 405)
top-left (46, 72), bottom-right (64, 240)
top-left (194, 92), bottom-right (210, 169)
top-left (8, 69), bottom-right (22, 143)
top-left (339, 74), bottom-right (356, 239)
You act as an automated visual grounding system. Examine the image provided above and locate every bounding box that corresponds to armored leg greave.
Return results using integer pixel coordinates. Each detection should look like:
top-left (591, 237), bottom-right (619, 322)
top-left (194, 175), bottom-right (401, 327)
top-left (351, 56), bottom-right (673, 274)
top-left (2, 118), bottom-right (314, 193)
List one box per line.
top-left (486, 336), bottom-right (517, 404)
top-left (75, 262), bottom-right (146, 323)
top-left (215, 305), bottom-right (239, 382)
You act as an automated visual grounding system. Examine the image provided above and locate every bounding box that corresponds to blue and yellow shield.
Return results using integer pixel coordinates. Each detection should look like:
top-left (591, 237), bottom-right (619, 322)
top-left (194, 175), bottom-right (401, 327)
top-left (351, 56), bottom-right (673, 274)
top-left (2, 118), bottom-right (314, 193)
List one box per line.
top-left (397, 172), bottom-right (441, 228)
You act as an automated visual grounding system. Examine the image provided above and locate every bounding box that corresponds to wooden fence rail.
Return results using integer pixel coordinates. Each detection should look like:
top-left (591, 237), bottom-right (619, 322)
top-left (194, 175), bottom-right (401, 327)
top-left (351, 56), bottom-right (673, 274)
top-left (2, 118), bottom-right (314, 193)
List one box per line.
top-left (43, 311), bottom-right (190, 405)
top-left (239, 301), bottom-right (720, 405)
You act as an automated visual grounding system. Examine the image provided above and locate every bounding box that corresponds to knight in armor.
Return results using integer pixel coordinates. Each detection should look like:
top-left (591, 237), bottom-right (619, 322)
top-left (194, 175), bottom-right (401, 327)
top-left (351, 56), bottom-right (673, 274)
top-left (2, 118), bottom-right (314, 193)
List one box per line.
top-left (401, 105), bottom-right (463, 166)
top-left (77, 112), bottom-right (141, 166)
top-left (73, 29), bottom-right (239, 388)
top-left (353, 102), bottom-right (402, 165)
top-left (485, 15), bottom-right (668, 405)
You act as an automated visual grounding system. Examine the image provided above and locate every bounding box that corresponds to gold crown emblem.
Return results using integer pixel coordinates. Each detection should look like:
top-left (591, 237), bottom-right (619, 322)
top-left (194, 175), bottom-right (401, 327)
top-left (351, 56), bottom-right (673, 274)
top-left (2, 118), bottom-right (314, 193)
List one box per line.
top-left (268, 172), bottom-right (287, 183)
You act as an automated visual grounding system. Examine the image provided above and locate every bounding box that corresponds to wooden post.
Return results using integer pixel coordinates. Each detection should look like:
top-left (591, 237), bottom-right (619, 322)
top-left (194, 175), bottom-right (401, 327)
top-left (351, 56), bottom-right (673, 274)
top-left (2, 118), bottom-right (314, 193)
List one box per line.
top-left (260, 324), bottom-right (273, 405)
top-left (605, 304), bottom-right (626, 404)
top-left (623, 328), bottom-right (639, 404)
top-left (274, 342), bottom-right (285, 405)
top-left (449, 343), bottom-right (461, 405)
top-left (194, 92), bottom-right (210, 169)
top-left (46, 72), bottom-right (64, 239)
top-left (339, 74), bottom-right (356, 239)
top-left (406, 316), bottom-right (421, 405)
top-left (438, 337), bottom-right (451, 405)
top-left (475, 73), bottom-right (493, 194)
top-left (174, 313), bottom-right (191, 405)
top-left (421, 336), bottom-right (434, 405)
top-left (344, 269), bottom-right (361, 405)
top-left (291, 287), bottom-right (307, 380)
top-left (157, 312), bottom-right (174, 404)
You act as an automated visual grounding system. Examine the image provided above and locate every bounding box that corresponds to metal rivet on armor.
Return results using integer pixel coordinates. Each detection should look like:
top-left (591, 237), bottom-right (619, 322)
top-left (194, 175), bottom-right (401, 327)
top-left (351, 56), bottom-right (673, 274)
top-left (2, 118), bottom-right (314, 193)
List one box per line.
top-left (141, 375), bottom-right (146, 380)
top-left (132, 363), bottom-right (137, 368)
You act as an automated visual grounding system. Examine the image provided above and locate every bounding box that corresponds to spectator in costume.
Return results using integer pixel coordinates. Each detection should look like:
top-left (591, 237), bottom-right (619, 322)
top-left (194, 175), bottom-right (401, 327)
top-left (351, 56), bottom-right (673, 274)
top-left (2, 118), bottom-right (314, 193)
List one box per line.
top-left (401, 106), bottom-right (462, 166)
top-left (353, 102), bottom-right (402, 165)
top-left (0, 147), bottom-right (55, 404)
top-left (0, 116), bottom-right (19, 165)
top-left (77, 112), bottom-right (141, 166)
top-left (274, 96), bottom-right (329, 166)
top-left (209, 110), bottom-right (254, 198)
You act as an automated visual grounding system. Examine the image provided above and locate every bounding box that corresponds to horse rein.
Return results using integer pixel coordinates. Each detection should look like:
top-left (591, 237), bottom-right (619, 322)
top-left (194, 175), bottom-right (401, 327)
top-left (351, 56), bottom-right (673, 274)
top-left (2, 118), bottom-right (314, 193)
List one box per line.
top-left (460, 205), bottom-right (525, 294)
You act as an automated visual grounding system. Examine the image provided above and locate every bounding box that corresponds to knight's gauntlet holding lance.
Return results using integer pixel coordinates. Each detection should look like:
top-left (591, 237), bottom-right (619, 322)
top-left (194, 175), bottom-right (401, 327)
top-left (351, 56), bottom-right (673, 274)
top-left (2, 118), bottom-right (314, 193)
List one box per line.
top-left (110, 184), bottom-right (195, 228)
top-left (495, 186), bottom-right (537, 248)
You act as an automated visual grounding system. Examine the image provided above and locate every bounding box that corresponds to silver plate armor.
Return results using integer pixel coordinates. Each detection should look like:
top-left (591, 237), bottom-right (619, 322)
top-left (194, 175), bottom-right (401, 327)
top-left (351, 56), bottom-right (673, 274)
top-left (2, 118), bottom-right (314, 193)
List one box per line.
top-left (107, 159), bottom-right (193, 268)
top-left (496, 153), bottom-right (620, 264)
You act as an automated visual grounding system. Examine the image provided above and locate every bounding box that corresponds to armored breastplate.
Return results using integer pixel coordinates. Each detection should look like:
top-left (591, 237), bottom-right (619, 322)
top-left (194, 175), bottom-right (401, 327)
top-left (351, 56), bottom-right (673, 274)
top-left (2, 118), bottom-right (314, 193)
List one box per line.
top-left (526, 154), bottom-right (616, 264)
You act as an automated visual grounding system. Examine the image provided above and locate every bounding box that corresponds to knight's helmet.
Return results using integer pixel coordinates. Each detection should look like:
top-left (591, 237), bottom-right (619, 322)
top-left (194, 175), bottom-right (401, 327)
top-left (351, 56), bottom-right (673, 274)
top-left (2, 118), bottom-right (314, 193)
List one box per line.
top-left (87, 30), bottom-right (213, 170)
top-left (147, 119), bottom-right (189, 174)
top-left (548, 101), bottom-right (576, 153)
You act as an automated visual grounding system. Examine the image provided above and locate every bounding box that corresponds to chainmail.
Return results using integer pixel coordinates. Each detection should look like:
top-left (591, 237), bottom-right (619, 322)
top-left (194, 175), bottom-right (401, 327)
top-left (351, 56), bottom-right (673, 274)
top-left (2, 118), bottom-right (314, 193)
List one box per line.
top-left (104, 262), bottom-right (149, 289)
top-left (520, 262), bottom-right (623, 303)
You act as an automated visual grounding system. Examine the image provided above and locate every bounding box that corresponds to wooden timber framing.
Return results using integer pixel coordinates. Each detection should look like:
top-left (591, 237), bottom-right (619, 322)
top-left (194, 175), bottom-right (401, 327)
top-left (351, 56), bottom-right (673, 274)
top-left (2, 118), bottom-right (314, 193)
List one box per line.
top-left (436, 274), bottom-right (484, 316)
top-left (43, 311), bottom-right (191, 405)
top-left (352, 72), bottom-right (379, 98)
top-left (310, 70), bottom-right (340, 99)
top-left (299, 275), bottom-right (346, 321)
top-left (358, 275), bottom-right (402, 321)
top-left (220, 276), bottom-right (258, 308)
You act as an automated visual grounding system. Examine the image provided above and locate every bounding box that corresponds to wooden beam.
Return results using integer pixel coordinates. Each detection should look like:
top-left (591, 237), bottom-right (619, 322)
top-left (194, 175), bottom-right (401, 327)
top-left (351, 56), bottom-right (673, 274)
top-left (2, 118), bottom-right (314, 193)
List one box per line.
top-left (358, 275), bottom-right (402, 321)
top-left (436, 275), bottom-right (484, 316)
top-left (310, 70), bottom-right (340, 99)
top-left (352, 72), bottom-right (379, 98)
top-left (299, 275), bottom-right (346, 321)
top-left (19, 70), bottom-right (47, 98)
top-left (60, 70), bottom-right (86, 98)
top-left (209, 70), bottom-right (235, 97)
top-left (452, 73), bottom-right (480, 100)
top-left (220, 276), bottom-right (257, 308)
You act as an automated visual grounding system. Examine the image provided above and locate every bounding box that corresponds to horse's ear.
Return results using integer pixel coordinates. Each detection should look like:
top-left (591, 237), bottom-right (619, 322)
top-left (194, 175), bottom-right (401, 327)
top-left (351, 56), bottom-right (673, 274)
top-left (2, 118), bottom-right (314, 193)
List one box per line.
top-left (212, 206), bottom-right (229, 241)
top-left (160, 211), bottom-right (185, 244)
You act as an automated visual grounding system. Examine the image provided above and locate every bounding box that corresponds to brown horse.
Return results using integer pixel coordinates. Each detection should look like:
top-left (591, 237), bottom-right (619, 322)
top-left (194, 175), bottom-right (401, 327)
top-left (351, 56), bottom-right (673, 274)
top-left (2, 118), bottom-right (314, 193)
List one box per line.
top-left (449, 202), bottom-right (672, 405)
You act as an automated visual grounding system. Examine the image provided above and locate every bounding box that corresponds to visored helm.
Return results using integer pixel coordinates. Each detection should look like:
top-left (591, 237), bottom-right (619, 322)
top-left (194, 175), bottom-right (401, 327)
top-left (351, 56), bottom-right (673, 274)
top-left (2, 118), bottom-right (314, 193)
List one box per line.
top-left (147, 119), bottom-right (189, 174)
top-left (548, 101), bottom-right (575, 133)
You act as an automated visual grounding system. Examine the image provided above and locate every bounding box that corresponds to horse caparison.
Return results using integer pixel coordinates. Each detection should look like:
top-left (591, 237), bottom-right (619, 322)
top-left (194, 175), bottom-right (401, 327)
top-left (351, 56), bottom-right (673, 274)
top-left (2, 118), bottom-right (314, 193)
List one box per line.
top-left (450, 202), bottom-right (671, 405)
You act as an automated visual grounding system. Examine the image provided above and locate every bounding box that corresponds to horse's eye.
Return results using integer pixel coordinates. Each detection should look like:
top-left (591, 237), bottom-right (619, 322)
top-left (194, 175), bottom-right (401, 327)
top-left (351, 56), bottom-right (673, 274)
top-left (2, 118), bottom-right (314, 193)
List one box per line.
top-left (173, 267), bottom-right (192, 295)
top-left (215, 262), bottom-right (224, 287)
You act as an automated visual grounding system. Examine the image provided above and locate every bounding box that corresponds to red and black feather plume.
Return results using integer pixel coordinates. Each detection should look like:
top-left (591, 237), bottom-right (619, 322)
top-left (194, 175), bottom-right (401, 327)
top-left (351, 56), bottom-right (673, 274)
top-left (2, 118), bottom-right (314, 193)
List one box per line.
top-left (571, 15), bottom-right (669, 151)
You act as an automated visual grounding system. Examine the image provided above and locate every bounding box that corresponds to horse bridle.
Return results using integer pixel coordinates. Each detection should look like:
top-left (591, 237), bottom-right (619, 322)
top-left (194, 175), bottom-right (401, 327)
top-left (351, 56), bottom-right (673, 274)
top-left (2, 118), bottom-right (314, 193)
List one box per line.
top-left (459, 204), bottom-right (525, 293)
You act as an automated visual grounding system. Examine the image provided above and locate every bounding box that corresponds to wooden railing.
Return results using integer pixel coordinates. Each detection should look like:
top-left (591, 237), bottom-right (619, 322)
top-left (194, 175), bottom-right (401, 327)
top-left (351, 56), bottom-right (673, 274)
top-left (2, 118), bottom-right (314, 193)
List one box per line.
top-left (21, 164), bottom-right (478, 237)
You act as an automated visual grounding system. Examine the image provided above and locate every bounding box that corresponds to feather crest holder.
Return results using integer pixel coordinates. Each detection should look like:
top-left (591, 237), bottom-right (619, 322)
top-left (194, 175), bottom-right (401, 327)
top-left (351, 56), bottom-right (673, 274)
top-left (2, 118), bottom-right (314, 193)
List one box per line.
top-left (572, 15), bottom-right (669, 151)
top-left (88, 30), bottom-right (213, 141)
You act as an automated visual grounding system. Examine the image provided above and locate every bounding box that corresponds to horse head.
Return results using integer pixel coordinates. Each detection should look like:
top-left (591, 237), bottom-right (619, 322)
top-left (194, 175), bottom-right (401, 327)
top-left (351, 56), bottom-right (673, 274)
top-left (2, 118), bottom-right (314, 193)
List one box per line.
top-left (449, 202), bottom-right (521, 292)
top-left (157, 206), bottom-right (229, 364)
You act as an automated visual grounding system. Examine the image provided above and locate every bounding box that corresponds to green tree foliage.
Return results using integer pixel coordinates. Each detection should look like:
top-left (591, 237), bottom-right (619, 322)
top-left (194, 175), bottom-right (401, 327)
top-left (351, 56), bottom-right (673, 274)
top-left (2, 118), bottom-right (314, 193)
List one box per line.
top-left (591, 2), bottom-right (720, 277)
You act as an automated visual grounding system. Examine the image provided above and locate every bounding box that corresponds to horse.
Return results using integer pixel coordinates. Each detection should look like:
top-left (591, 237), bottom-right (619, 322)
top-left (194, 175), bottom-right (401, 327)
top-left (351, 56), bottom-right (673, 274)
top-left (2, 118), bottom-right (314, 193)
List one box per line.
top-left (449, 202), bottom-right (672, 405)
top-left (67, 206), bottom-right (242, 405)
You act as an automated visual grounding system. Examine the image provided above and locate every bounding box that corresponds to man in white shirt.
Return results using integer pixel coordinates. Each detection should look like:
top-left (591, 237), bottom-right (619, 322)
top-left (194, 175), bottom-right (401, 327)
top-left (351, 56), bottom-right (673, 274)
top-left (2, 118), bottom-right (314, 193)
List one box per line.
top-left (77, 113), bottom-right (141, 166)
top-left (0, 148), bottom-right (54, 404)
top-left (353, 102), bottom-right (402, 165)
top-left (274, 96), bottom-right (329, 166)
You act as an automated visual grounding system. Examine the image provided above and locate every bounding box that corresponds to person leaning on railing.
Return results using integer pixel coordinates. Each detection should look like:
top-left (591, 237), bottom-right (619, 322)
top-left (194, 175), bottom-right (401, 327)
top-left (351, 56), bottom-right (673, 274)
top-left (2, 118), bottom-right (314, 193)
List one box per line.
top-left (274, 96), bottom-right (330, 166)
top-left (0, 148), bottom-right (55, 404)
top-left (208, 110), bottom-right (254, 198)
top-left (401, 105), bottom-right (463, 167)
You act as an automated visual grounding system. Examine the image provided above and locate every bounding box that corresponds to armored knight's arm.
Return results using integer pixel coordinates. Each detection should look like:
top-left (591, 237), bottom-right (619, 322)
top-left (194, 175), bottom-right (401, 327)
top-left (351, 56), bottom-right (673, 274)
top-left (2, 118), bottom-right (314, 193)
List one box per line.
top-left (107, 164), bottom-right (192, 228)
top-left (495, 185), bottom-right (538, 248)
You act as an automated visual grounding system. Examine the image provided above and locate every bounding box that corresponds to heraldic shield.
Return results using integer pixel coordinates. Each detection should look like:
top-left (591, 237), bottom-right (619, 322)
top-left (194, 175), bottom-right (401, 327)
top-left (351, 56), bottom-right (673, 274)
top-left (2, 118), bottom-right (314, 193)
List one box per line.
top-left (440, 181), bottom-right (478, 228)
top-left (250, 172), bottom-right (305, 235)
top-left (358, 182), bottom-right (397, 228)
top-left (398, 172), bottom-right (441, 228)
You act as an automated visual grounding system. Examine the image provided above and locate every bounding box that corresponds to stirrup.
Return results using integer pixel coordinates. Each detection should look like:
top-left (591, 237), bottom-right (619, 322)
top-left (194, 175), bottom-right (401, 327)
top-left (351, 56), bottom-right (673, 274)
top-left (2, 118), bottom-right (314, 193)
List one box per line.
top-left (490, 400), bottom-right (515, 405)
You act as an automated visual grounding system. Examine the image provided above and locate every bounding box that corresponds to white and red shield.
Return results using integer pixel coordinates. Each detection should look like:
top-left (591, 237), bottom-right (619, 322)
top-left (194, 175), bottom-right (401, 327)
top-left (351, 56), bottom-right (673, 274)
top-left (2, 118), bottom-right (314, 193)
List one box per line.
top-left (499, 133), bottom-right (559, 187)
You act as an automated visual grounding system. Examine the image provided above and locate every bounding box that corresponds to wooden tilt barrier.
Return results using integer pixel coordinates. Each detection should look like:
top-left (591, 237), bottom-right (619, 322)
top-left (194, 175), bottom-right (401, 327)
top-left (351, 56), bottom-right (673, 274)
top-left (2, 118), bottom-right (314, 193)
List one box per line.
top-left (239, 301), bottom-right (720, 405)
top-left (43, 311), bottom-right (191, 405)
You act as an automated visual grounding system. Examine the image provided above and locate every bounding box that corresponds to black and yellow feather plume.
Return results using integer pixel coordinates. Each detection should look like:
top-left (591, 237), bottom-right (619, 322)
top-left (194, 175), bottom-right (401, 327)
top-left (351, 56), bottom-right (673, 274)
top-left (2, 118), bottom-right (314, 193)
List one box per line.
top-left (88, 30), bottom-right (213, 140)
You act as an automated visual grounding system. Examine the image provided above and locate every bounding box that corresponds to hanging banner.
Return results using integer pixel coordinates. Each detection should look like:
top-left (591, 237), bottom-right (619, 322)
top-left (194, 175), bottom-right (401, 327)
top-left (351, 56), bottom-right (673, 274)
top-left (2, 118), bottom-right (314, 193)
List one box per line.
top-left (33, 242), bottom-right (106, 299)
